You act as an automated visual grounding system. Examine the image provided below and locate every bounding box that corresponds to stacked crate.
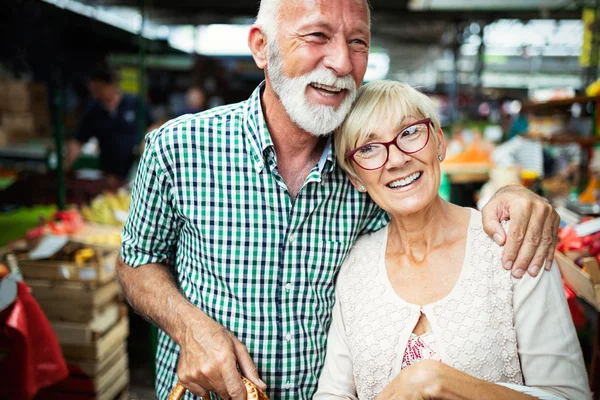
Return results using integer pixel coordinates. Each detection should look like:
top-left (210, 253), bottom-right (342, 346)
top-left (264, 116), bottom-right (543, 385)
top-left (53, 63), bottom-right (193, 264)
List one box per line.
top-left (0, 80), bottom-right (51, 145)
top-left (18, 244), bottom-right (130, 400)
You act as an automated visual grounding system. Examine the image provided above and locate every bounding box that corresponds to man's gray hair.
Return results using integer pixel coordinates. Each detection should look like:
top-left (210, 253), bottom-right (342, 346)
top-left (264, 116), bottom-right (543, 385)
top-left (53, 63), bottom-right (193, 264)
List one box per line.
top-left (255, 0), bottom-right (281, 40)
top-left (256, 0), bottom-right (372, 40)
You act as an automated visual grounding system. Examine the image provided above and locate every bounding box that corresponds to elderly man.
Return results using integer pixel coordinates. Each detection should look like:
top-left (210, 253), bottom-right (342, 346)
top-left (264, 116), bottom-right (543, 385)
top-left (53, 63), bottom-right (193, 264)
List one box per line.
top-left (117, 0), bottom-right (559, 399)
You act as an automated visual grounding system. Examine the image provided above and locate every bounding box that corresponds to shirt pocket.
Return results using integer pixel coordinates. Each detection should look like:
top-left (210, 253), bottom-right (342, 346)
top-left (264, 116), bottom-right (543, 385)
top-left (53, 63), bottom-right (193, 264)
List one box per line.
top-left (302, 240), bottom-right (351, 283)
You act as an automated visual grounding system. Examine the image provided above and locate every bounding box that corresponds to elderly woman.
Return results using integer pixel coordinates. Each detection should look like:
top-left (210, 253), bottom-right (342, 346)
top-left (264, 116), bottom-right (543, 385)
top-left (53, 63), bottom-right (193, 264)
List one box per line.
top-left (314, 81), bottom-right (589, 400)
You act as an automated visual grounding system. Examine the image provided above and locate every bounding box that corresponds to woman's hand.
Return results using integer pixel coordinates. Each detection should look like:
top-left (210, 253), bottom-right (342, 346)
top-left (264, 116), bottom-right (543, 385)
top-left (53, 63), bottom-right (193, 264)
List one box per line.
top-left (481, 185), bottom-right (559, 278)
top-left (376, 360), bottom-right (443, 400)
top-left (377, 360), bottom-right (537, 400)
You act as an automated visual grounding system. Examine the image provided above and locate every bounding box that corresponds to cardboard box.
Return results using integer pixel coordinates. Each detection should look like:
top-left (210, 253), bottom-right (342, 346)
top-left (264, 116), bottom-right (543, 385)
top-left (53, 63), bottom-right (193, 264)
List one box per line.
top-left (555, 251), bottom-right (600, 311)
top-left (5, 81), bottom-right (49, 113)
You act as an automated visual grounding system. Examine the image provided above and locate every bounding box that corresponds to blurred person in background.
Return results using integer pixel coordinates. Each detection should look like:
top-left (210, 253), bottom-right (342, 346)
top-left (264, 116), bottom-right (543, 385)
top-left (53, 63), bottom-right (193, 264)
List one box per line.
top-left (64, 66), bottom-right (154, 182)
top-left (492, 116), bottom-right (581, 181)
top-left (116, 1), bottom-right (561, 399)
top-left (179, 86), bottom-right (207, 115)
top-left (492, 120), bottom-right (545, 179)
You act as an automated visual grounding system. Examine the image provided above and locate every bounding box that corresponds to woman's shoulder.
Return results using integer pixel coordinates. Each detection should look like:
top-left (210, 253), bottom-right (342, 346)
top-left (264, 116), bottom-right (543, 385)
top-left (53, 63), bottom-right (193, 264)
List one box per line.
top-left (466, 208), bottom-right (506, 251)
top-left (353, 224), bottom-right (389, 250)
top-left (464, 208), bottom-right (511, 281)
top-left (337, 226), bottom-right (388, 284)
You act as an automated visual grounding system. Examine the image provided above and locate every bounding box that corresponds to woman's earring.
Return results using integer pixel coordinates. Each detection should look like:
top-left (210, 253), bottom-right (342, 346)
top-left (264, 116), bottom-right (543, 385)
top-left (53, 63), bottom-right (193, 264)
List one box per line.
top-left (438, 155), bottom-right (443, 161)
top-left (359, 185), bottom-right (366, 192)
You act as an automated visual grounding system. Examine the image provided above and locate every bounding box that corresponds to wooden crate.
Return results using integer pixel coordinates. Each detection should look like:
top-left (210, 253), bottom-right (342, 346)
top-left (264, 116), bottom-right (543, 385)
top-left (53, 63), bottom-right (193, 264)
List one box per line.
top-left (29, 280), bottom-right (122, 323)
top-left (36, 368), bottom-right (129, 400)
top-left (58, 353), bottom-right (129, 395)
top-left (2, 111), bottom-right (50, 136)
top-left (62, 317), bottom-right (129, 361)
top-left (50, 303), bottom-right (124, 345)
top-left (5, 81), bottom-right (49, 113)
top-left (28, 279), bottom-right (121, 306)
top-left (68, 342), bottom-right (127, 377)
top-left (555, 251), bottom-right (600, 312)
top-left (38, 335), bottom-right (130, 400)
top-left (18, 250), bottom-right (118, 284)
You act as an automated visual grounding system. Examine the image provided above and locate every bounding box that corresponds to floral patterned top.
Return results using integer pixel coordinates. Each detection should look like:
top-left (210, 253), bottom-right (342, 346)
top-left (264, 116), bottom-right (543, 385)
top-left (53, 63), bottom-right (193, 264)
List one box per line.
top-left (401, 332), bottom-right (441, 370)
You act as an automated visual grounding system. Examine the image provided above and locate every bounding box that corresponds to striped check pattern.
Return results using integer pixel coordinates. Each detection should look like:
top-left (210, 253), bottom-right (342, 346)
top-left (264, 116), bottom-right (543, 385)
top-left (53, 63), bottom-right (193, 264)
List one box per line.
top-left (121, 84), bottom-right (388, 400)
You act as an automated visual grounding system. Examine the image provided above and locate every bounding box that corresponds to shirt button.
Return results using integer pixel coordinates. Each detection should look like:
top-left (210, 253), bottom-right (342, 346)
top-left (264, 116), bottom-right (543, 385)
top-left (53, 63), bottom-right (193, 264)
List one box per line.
top-left (288, 233), bottom-right (296, 243)
top-left (285, 332), bottom-right (292, 341)
top-left (283, 381), bottom-right (292, 390)
top-left (285, 283), bottom-right (292, 291)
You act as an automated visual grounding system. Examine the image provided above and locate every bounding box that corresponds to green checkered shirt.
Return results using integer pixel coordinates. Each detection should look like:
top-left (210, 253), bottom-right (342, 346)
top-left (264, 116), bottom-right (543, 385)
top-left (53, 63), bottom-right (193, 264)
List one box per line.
top-left (121, 84), bottom-right (388, 399)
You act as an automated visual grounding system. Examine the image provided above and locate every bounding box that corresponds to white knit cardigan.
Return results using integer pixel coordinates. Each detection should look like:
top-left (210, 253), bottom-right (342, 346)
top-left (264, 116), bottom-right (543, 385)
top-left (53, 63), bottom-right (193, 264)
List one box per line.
top-left (315, 210), bottom-right (590, 400)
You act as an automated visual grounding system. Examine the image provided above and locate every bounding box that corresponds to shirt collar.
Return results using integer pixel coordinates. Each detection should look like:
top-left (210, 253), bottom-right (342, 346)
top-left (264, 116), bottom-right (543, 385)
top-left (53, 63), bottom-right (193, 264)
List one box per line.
top-left (244, 82), bottom-right (274, 173)
top-left (243, 81), bottom-right (337, 176)
top-left (319, 137), bottom-right (337, 175)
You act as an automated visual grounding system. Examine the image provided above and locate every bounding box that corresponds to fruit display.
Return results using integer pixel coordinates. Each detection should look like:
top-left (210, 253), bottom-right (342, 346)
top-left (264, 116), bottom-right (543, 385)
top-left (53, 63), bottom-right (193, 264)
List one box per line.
top-left (558, 222), bottom-right (600, 267)
top-left (80, 190), bottom-right (131, 226)
top-left (586, 78), bottom-right (600, 96)
top-left (83, 233), bottom-right (121, 247)
top-left (25, 209), bottom-right (85, 239)
top-left (579, 175), bottom-right (600, 204)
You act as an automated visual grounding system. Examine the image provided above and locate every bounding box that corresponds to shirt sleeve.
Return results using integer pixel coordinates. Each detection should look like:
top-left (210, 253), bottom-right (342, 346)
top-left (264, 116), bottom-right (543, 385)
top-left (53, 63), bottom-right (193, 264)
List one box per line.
top-left (120, 130), bottom-right (183, 267)
top-left (495, 382), bottom-right (564, 399)
top-left (314, 292), bottom-right (358, 400)
top-left (512, 261), bottom-right (591, 400)
top-left (360, 203), bottom-right (390, 235)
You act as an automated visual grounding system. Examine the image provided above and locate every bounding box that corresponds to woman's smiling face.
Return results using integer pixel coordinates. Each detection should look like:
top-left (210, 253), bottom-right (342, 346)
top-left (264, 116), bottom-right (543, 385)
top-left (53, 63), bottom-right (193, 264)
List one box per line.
top-left (349, 114), bottom-right (446, 217)
top-left (334, 81), bottom-right (448, 217)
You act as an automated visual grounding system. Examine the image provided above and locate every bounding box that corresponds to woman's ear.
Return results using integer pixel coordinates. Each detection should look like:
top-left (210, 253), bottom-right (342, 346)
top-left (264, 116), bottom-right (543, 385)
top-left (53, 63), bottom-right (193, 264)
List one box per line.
top-left (435, 127), bottom-right (447, 161)
top-left (248, 25), bottom-right (268, 70)
top-left (348, 174), bottom-right (366, 192)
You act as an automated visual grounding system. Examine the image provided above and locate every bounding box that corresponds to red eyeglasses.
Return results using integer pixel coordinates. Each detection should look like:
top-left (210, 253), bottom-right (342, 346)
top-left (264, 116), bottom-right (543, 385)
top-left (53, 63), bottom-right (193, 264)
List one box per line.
top-left (345, 118), bottom-right (432, 170)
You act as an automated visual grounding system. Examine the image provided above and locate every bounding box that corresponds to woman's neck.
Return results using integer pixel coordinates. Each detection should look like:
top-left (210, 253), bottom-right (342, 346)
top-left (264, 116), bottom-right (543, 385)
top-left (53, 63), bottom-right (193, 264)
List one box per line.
top-left (387, 198), bottom-right (464, 264)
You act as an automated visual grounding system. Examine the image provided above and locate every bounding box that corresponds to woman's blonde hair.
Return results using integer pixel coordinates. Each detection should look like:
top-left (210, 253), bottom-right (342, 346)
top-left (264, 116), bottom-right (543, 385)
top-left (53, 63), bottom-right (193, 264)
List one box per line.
top-left (335, 80), bottom-right (441, 180)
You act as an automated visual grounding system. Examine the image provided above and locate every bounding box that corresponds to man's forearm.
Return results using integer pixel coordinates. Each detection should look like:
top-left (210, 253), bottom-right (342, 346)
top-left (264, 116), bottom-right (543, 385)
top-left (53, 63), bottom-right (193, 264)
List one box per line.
top-left (116, 257), bottom-right (207, 344)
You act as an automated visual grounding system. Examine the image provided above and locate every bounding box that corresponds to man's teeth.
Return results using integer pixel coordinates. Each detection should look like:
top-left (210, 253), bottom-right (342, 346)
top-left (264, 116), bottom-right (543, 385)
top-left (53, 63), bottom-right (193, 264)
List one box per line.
top-left (311, 83), bottom-right (342, 94)
top-left (388, 172), bottom-right (422, 188)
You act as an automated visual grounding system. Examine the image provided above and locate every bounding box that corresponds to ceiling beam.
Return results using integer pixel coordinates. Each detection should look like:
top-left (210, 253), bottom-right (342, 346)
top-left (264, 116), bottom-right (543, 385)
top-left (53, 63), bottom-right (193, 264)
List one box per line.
top-left (85, 0), bottom-right (583, 25)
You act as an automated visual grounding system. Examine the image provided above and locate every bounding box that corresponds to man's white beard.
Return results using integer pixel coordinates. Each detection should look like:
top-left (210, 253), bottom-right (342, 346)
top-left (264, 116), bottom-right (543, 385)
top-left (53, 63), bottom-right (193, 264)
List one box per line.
top-left (267, 42), bottom-right (358, 137)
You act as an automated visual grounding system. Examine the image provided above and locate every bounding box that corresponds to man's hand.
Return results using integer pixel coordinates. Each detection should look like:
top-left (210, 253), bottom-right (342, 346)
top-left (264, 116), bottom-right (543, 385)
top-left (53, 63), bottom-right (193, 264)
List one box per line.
top-left (481, 185), bottom-right (559, 278)
top-left (114, 260), bottom-right (266, 400)
top-left (176, 312), bottom-right (266, 399)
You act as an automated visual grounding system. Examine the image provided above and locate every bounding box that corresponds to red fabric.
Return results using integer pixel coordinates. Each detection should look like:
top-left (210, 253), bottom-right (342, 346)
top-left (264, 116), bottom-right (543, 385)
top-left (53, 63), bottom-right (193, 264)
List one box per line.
top-left (563, 280), bottom-right (587, 331)
top-left (40, 363), bottom-right (100, 394)
top-left (0, 281), bottom-right (68, 400)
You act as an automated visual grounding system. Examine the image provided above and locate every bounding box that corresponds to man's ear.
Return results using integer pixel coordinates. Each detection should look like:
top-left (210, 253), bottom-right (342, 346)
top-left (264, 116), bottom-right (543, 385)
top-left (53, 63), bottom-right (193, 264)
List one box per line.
top-left (248, 25), bottom-right (268, 70)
